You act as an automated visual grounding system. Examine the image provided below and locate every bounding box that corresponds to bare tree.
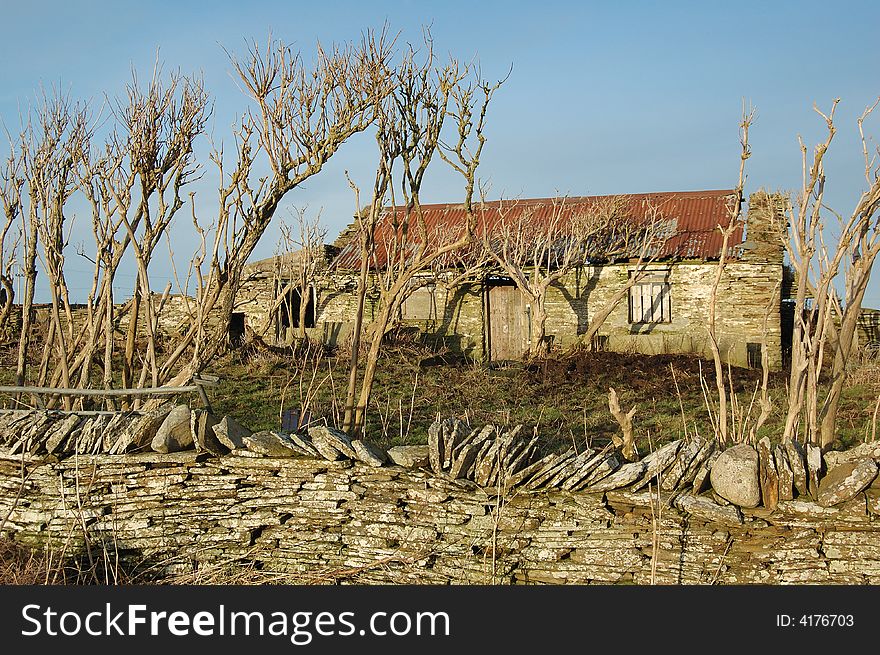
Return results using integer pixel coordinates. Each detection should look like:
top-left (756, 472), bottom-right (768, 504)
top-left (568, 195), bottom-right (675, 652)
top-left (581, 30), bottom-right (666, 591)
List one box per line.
top-left (1, 92), bottom-right (94, 407)
top-left (150, 30), bottom-right (394, 395)
top-left (782, 97), bottom-right (880, 449)
top-left (341, 37), bottom-right (504, 436)
top-left (16, 71), bottom-right (208, 410)
top-left (0, 149), bottom-right (22, 337)
top-left (482, 194), bottom-right (660, 357)
top-left (27, 95), bottom-right (92, 404)
top-left (269, 207), bottom-right (327, 344)
top-left (114, 68), bottom-right (209, 393)
top-left (704, 105), bottom-right (754, 445)
top-left (578, 205), bottom-right (666, 349)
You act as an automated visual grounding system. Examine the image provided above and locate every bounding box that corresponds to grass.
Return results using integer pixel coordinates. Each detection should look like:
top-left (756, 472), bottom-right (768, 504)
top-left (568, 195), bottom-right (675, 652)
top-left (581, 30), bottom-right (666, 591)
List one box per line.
top-left (205, 339), bottom-right (880, 457)
top-left (3, 335), bottom-right (879, 455)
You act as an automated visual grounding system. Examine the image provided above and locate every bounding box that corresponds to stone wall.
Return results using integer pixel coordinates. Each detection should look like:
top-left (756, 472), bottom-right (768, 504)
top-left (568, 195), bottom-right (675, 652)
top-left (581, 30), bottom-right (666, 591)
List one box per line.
top-left (1, 409), bottom-right (879, 585)
top-left (567, 261), bottom-right (784, 370)
top-left (302, 259), bottom-right (783, 368)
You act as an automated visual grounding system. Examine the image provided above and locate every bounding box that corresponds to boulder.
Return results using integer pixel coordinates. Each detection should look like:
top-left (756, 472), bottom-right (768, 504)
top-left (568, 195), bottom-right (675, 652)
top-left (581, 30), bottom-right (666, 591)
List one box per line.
top-left (817, 459), bottom-right (879, 507)
top-left (151, 405), bottom-right (194, 453)
top-left (709, 444), bottom-right (761, 508)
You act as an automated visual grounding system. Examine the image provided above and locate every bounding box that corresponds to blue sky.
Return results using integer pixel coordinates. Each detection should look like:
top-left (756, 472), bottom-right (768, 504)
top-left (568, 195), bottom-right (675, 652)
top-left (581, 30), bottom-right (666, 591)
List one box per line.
top-left (2, 0), bottom-right (879, 304)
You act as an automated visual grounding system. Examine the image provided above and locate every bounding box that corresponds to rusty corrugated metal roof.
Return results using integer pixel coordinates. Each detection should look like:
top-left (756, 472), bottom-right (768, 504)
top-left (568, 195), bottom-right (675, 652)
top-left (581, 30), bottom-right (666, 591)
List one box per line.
top-left (331, 189), bottom-right (741, 270)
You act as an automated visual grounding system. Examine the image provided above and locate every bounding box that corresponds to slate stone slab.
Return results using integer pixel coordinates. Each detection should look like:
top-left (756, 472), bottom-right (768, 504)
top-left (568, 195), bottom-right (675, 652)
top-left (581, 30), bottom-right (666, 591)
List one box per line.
top-left (818, 459), bottom-right (879, 507)
top-left (544, 448), bottom-right (598, 489)
top-left (757, 437), bottom-right (779, 511)
top-left (631, 440), bottom-right (682, 491)
top-left (242, 431), bottom-right (300, 458)
top-left (499, 434), bottom-right (538, 481)
top-left (582, 453), bottom-right (621, 487)
top-left (567, 447), bottom-right (616, 491)
top-left (824, 441), bottom-right (880, 470)
top-left (193, 410), bottom-right (225, 456)
top-left (427, 421), bottom-right (444, 474)
top-left (448, 442), bottom-right (481, 480)
top-left (387, 445), bottom-right (430, 468)
top-left (661, 437), bottom-right (706, 491)
top-left (522, 450), bottom-right (576, 490)
top-left (806, 444), bottom-right (823, 499)
top-left (442, 419), bottom-right (469, 470)
top-left (45, 415), bottom-right (82, 455)
top-left (212, 415), bottom-right (252, 451)
top-left (775, 445), bottom-right (794, 502)
top-left (352, 439), bottom-right (388, 467)
top-left (692, 450), bottom-right (720, 495)
top-left (675, 439), bottom-right (715, 492)
top-left (288, 432), bottom-right (321, 458)
top-left (308, 425), bottom-right (357, 459)
top-left (151, 405), bottom-right (194, 453)
top-left (110, 404), bottom-right (173, 454)
top-left (675, 493), bottom-right (743, 525)
top-left (785, 441), bottom-right (808, 497)
top-left (583, 460), bottom-right (646, 493)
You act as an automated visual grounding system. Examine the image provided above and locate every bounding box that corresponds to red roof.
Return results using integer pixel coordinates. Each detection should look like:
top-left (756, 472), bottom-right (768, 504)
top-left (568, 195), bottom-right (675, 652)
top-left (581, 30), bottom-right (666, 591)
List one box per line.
top-left (331, 189), bottom-right (741, 270)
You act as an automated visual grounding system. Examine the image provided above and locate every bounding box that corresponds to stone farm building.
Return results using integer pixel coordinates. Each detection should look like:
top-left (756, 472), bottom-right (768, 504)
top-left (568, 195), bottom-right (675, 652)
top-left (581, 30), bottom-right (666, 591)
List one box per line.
top-left (236, 189), bottom-right (788, 369)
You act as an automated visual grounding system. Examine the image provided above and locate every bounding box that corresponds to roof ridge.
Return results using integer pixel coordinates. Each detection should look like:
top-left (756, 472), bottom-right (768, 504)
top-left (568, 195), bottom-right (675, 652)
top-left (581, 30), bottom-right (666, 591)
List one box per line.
top-left (384, 189), bottom-right (737, 211)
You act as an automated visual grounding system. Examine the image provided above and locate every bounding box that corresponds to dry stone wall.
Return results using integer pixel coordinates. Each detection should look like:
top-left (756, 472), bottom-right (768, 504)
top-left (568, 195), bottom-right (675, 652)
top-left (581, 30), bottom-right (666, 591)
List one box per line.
top-left (1, 409), bottom-right (879, 584)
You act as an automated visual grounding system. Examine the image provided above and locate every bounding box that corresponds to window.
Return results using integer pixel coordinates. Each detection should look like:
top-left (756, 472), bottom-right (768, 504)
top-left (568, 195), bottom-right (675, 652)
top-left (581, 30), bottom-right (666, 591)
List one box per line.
top-left (629, 270), bottom-right (671, 324)
top-left (402, 284), bottom-right (438, 321)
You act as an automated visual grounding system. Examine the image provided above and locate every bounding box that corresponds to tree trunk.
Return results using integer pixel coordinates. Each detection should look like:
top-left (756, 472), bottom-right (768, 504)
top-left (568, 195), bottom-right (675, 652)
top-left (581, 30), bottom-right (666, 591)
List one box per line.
top-left (298, 283), bottom-right (309, 340)
top-left (0, 276), bottom-right (13, 334)
top-left (530, 296), bottom-right (549, 358)
top-left (819, 268), bottom-right (871, 448)
top-left (15, 221), bottom-right (38, 392)
top-left (342, 243), bottom-right (371, 433)
top-left (352, 302), bottom-right (395, 437)
top-left (122, 290), bottom-right (140, 398)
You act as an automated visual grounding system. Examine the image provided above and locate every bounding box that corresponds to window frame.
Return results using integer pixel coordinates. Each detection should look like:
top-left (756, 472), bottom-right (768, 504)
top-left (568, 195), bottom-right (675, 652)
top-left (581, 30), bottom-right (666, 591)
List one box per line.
top-left (628, 268), bottom-right (672, 324)
top-left (401, 281), bottom-right (439, 322)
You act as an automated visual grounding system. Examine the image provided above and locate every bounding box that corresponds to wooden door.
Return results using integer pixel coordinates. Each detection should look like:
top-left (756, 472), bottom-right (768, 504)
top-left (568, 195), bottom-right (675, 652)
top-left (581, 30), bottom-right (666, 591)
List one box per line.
top-left (488, 284), bottom-right (527, 361)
